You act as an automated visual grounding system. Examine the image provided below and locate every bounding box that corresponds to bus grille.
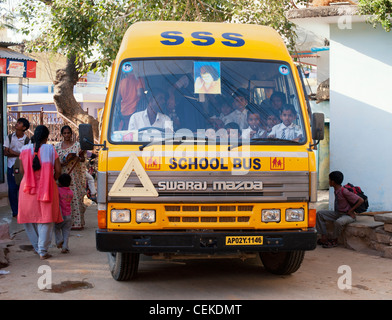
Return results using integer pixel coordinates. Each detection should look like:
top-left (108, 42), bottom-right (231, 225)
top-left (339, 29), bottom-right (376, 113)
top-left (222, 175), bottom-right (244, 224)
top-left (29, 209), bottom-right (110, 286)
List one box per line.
top-left (165, 205), bottom-right (253, 224)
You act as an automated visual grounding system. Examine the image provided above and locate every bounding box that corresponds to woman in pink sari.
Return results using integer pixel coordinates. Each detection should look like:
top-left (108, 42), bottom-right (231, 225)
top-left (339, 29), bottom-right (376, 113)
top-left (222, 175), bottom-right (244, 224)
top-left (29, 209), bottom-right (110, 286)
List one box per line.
top-left (17, 125), bottom-right (62, 260)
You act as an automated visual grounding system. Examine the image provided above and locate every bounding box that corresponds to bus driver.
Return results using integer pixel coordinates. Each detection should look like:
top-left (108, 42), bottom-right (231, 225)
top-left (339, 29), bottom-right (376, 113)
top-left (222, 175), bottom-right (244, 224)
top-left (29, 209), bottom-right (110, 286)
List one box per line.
top-left (128, 88), bottom-right (173, 132)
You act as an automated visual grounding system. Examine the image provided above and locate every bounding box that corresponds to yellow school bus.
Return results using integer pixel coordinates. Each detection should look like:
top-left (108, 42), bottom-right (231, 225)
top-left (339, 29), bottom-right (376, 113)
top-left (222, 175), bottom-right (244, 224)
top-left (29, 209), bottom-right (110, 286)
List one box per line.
top-left (80, 21), bottom-right (324, 281)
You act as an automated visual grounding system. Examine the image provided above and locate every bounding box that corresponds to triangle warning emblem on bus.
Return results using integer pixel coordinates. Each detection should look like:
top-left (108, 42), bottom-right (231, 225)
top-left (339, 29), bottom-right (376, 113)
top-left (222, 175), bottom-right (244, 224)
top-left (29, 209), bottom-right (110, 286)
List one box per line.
top-left (108, 153), bottom-right (158, 197)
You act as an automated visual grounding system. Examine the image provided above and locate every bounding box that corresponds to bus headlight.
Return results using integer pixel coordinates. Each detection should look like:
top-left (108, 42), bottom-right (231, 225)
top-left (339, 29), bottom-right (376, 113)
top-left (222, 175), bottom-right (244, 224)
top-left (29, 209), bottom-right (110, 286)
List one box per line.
top-left (286, 208), bottom-right (304, 222)
top-left (136, 209), bottom-right (156, 223)
top-left (111, 209), bottom-right (131, 223)
top-left (262, 209), bottom-right (281, 222)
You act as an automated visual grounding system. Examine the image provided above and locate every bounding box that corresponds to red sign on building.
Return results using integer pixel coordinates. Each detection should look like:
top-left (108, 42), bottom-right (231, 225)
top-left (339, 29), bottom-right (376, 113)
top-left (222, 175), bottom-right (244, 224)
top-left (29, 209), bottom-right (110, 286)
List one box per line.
top-left (26, 60), bottom-right (37, 78)
top-left (0, 49), bottom-right (37, 78)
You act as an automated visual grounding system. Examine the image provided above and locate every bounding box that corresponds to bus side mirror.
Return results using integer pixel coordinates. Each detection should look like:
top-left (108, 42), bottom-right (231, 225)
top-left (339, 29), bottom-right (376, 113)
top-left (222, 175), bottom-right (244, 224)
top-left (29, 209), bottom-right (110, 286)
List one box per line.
top-left (79, 124), bottom-right (94, 150)
top-left (312, 113), bottom-right (325, 141)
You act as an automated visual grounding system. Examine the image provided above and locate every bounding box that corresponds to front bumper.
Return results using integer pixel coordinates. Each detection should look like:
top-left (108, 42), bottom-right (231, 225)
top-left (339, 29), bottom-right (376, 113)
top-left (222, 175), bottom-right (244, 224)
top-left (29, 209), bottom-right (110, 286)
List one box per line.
top-left (96, 228), bottom-right (317, 253)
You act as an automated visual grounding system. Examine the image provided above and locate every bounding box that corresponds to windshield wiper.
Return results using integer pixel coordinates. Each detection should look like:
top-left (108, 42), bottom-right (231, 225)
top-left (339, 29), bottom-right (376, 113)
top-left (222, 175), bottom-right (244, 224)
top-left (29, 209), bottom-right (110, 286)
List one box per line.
top-left (228, 137), bottom-right (300, 151)
top-left (139, 137), bottom-right (209, 150)
top-left (251, 137), bottom-right (301, 144)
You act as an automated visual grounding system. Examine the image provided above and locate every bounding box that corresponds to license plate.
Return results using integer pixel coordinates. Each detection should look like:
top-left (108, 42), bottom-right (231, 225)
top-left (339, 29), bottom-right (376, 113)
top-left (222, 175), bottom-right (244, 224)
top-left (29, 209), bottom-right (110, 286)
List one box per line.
top-left (225, 236), bottom-right (263, 246)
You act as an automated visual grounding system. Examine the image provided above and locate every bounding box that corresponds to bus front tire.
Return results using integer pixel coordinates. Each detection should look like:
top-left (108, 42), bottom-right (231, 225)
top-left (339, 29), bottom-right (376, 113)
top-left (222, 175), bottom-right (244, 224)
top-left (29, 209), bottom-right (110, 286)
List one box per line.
top-left (108, 252), bottom-right (140, 281)
top-left (259, 250), bottom-right (305, 275)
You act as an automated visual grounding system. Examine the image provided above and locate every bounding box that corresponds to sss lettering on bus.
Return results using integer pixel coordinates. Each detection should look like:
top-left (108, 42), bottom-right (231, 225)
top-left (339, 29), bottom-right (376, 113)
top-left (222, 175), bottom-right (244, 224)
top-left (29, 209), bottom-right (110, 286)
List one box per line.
top-left (160, 31), bottom-right (245, 47)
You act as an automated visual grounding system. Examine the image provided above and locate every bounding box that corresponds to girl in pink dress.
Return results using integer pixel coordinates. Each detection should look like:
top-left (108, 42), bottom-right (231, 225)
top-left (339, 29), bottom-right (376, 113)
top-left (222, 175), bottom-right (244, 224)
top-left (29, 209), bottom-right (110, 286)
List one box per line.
top-left (54, 173), bottom-right (73, 253)
top-left (17, 125), bottom-right (62, 260)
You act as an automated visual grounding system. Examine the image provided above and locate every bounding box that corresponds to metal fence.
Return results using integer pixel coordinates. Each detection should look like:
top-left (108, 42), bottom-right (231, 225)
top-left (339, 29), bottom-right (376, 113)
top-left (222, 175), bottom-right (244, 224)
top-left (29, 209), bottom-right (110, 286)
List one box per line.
top-left (7, 107), bottom-right (80, 145)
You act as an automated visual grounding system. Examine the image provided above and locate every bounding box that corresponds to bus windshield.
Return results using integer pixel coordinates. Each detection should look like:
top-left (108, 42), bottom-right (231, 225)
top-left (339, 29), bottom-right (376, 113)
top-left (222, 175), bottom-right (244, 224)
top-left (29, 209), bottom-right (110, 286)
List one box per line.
top-left (109, 59), bottom-right (307, 145)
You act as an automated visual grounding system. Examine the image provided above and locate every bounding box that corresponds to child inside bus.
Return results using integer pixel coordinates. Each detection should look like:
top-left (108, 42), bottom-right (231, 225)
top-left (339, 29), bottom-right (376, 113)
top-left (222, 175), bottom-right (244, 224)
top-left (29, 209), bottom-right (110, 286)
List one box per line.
top-left (225, 122), bottom-right (242, 141)
top-left (265, 111), bottom-right (280, 135)
top-left (224, 88), bottom-right (251, 130)
top-left (208, 97), bottom-right (233, 130)
top-left (242, 112), bottom-right (267, 139)
top-left (268, 104), bottom-right (302, 141)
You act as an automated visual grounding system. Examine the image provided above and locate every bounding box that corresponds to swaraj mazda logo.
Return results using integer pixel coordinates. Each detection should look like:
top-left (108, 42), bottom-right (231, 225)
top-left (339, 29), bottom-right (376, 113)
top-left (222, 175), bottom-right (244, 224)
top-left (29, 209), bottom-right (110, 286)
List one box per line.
top-left (157, 181), bottom-right (263, 191)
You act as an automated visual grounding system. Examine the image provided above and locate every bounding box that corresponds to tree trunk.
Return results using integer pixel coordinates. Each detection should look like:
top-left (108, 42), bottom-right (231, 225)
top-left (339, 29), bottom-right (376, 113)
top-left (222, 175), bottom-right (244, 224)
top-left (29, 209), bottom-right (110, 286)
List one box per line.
top-left (53, 55), bottom-right (99, 142)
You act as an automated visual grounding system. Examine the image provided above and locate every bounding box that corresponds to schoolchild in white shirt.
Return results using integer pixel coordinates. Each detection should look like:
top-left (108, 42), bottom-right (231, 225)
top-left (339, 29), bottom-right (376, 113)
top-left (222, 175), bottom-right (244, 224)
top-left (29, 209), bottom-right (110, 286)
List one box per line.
top-left (224, 88), bottom-right (250, 130)
top-left (242, 112), bottom-right (267, 140)
top-left (218, 103), bottom-right (233, 125)
top-left (268, 104), bottom-right (303, 142)
top-left (265, 111), bottom-right (280, 135)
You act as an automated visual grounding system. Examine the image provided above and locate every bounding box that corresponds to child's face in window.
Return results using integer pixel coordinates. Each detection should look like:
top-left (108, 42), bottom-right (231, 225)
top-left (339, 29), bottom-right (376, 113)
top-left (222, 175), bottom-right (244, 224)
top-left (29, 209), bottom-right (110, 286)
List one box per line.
top-left (271, 96), bottom-right (283, 110)
top-left (233, 96), bottom-right (247, 111)
top-left (280, 109), bottom-right (295, 127)
top-left (267, 114), bottom-right (279, 128)
top-left (221, 104), bottom-right (232, 116)
top-left (248, 114), bottom-right (261, 131)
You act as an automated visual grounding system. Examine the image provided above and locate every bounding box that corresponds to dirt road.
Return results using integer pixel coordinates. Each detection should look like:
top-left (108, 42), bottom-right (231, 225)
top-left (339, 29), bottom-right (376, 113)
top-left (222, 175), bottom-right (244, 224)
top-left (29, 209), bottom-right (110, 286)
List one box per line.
top-left (1, 203), bottom-right (392, 301)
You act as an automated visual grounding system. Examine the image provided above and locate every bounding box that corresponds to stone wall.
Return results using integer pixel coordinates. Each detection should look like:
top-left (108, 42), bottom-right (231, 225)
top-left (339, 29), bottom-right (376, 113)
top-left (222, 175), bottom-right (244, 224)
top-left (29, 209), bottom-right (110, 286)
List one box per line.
top-left (327, 213), bottom-right (392, 259)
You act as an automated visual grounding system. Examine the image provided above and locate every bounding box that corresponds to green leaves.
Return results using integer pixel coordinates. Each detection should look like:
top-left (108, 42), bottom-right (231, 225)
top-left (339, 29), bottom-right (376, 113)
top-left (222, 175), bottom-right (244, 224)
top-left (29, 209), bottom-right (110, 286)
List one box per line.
top-left (17, 0), bottom-right (306, 75)
top-left (231, 0), bottom-right (305, 50)
top-left (358, 0), bottom-right (392, 32)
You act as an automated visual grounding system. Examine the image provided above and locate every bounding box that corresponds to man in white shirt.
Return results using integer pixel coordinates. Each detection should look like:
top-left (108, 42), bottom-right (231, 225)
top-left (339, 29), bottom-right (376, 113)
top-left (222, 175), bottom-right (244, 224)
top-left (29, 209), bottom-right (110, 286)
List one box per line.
top-left (128, 89), bottom-right (173, 132)
top-left (3, 118), bottom-right (30, 217)
top-left (268, 104), bottom-right (303, 142)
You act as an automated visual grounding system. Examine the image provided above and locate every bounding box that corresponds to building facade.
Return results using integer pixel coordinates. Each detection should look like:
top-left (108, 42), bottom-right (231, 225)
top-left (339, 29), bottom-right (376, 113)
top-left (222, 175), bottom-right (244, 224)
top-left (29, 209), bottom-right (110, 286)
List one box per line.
top-left (288, 5), bottom-right (392, 211)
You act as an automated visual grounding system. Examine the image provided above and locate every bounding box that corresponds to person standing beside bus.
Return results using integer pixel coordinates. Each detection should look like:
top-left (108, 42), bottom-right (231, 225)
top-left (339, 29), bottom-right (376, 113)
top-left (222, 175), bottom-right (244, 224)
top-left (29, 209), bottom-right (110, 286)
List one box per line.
top-left (3, 118), bottom-right (30, 217)
top-left (17, 125), bottom-right (62, 260)
top-left (55, 125), bottom-right (86, 230)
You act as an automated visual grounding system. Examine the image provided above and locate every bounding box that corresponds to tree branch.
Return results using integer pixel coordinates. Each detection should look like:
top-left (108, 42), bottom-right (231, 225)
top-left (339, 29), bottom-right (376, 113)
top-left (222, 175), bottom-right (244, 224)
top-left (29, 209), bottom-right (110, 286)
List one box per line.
top-left (197, 0), bottom-right (226, 14)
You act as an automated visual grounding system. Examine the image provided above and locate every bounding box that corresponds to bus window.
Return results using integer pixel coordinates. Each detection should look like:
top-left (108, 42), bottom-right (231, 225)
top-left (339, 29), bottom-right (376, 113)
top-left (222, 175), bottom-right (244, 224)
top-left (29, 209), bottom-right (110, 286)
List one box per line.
top-left (109, 59), bottom-right (306, 144)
